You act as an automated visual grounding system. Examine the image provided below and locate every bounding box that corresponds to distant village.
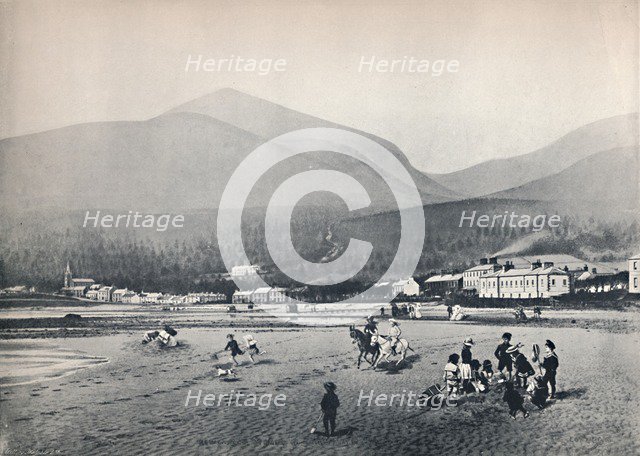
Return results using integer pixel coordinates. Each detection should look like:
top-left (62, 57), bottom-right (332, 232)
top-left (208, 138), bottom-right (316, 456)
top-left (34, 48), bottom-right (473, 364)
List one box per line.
top-left (2, 254), bottom-right (639, 304)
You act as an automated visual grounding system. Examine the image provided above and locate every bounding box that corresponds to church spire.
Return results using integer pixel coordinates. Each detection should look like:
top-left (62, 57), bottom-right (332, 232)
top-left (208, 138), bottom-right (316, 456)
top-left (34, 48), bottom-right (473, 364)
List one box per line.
top-left (64, 261), bottom-right (72, 288)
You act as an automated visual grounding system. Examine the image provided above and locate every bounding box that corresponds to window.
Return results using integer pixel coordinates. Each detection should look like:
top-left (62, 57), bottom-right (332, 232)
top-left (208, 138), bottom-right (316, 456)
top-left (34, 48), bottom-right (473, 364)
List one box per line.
top-left (563, 279), bottom-right (567, 286)
top-left (635, 278), bottom-right (638, 288)
top-left (635, 262), bottom-right (638, 271)
top-left (552, 279), bottom-right (556, 286)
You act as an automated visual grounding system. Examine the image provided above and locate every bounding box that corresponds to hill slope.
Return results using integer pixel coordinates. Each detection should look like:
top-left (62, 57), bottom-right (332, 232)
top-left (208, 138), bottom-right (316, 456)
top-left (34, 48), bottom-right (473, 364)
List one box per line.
top-left (0, 89), bottom-right (460, 213)
top-left (427, 113), bottom-right (638, 197)
top-left (490, 147), bottom-right (639, 206)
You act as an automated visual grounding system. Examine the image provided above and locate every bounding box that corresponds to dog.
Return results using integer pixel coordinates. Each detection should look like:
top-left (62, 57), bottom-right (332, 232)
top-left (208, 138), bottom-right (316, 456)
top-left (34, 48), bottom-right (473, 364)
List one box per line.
top-left (216, 367), bottom-right (236, 377)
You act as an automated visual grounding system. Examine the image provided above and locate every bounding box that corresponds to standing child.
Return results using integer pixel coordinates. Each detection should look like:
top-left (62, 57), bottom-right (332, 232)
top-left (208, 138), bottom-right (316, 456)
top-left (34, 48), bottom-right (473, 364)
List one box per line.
top-left (503, 382), bottom-right (529, 419)
top-left (541, 339), bottom-right (559, 399)
top-left (507, 343), bottom-right (535, 388)
top-left (460, 338), bottom-right (475, 394)
top-left (443, 354), bottom-right (461, 397)
top-left (224, 334), bottom-right (244, 366)
top-left (494, 332), bottom-right (513, 382)
top-left (320, 382), bottom-right (340, 436)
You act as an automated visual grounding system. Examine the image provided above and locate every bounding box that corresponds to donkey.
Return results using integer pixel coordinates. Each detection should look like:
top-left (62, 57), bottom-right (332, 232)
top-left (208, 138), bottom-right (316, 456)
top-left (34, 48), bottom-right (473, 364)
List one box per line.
top-left (349, 325), bottom-right (380, 369)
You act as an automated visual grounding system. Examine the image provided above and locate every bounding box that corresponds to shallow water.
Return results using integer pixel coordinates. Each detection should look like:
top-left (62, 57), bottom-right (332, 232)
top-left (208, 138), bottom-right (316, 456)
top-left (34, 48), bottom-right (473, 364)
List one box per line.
top-left (0, 340), bottom-right (109, 387)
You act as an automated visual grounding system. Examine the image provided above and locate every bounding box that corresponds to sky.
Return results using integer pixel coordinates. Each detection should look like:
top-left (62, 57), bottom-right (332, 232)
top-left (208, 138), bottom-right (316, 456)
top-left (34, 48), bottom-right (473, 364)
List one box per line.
top-left (1, 0), bottom-right (638, 173)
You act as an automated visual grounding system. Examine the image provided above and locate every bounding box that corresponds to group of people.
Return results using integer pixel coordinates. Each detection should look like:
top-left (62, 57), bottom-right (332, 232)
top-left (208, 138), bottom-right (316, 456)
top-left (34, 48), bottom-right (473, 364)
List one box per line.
top-left (223, 333), bottom-right (262, 365)
top-left (443, 331), bottom-right (559, 419)
top-left (364, 315), bottom-right (402, 355)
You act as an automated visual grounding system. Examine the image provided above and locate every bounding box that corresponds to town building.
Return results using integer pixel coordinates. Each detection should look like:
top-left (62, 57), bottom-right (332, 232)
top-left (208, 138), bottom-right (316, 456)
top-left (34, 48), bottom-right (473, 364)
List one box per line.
top-left (463, 257), bottom-right (501, 292)
top-left (143, 292), bottom-right (163, 304)
top-left (392, 278), bottom-right (420, 296)
top-left (232, 290), bottom-right (254, 304)
top-left (63, 262), bottom-right (95, 288)
top-left (478, 260), bottom-right (571, 299)
top-left (629, 254), bottom-right (640, 293)
top-left (424, 273), bottom-right (463, 295)
top-left (70, 286), bottom-right (89, 298)
top-left (97, 285), bottom-right (117, 302)
top-left (251, 287), bottom-right (271, 304)
top-left (231, 265), bottom-right (260, 277)
top-left (112, 289), bottom-right (129, 302)
top-left (85, 289), bottom-right (99, 300)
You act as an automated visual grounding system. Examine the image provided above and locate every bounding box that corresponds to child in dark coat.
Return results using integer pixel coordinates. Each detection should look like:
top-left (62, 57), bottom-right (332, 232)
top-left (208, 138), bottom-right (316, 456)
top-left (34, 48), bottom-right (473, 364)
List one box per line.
top-left (494, 332), bottom-right (513, 381)
top-left (224, 334), bottom-right (244, 366)
top-left (541, 339), bottom-right (559, 399)
top-left (528, 375), bottom-right (549, 409)
top-left (320, 382), bottom-right (340, 436)
top-left (503, 382), bottom-right (529, 419)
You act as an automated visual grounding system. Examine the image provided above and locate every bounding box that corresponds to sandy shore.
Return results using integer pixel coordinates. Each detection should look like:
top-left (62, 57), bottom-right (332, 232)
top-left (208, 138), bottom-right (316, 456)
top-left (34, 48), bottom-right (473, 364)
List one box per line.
top-left (1, 316), bottom-right (640, 455)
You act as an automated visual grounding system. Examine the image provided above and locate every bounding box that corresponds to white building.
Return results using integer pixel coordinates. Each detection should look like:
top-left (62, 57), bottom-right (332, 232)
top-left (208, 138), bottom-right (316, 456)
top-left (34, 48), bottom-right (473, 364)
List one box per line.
top-left (232, 290), bottom-right (254, 304)
top-left (479, 261), bottom-right (571, 299)
top-left (97, 285), bottom-right (117, 302)
top-left (231, 265), bottom-right (260, 277)
top-left (392, 278), bottom-right (420, 296)
top-left (143, 292), bottom-right (163, 304)
top-left (85, 289), bottom-right (99, 300)
top-left (251, 287), bottom-right (271, 304)
top-left (112, 289), bottom-right (128, 302)
top-left (629, 254), bottom-right (640, 293)
top-left (463, 258), bottom-right (501, 292)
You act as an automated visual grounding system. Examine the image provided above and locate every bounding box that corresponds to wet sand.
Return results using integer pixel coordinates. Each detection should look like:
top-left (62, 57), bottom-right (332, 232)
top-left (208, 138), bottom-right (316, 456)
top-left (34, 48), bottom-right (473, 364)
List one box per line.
top-left (1, 317), bottom-right (640, 455)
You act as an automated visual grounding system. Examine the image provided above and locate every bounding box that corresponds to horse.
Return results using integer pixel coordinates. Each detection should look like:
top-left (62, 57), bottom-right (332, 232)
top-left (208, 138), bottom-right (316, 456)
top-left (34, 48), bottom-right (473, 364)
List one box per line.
top-left (349, 325), bottom-right (380, 369)
top-left (370, 333), bottom-right (413, 368)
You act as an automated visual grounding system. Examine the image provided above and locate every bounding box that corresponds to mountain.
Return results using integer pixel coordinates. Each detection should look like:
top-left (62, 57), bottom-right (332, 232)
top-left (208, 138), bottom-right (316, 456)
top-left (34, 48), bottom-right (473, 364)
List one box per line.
top-left (427, 113), bottom-right (638, 197)
top-left (0, 88), bottom-right (460, 213)
top-left (489, 147), bottom-right (639, 206)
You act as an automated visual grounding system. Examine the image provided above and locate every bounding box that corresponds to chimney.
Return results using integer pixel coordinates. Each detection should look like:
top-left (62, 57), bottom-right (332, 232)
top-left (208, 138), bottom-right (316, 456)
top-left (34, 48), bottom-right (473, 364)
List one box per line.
top-left (489, 257), bottom-right (498, 264)
top-left (503, 261), bottom-right (514, 272)
top-left (543, 261), bottom-right (554, 269)
top-left (584, 264), bottom-right (589, 271)
top-left (531, 260), bottom-right (542, 269)
top-left (592, 268), bottom-right (597, 274)
top-left (480, 258), bottom-right (488, 265)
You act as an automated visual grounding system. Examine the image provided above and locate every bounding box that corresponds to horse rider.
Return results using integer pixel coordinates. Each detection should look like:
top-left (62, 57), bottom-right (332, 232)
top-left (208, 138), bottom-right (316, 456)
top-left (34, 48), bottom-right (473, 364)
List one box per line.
top-left (363, 315), bottom-right (379, 341)
top-left (388, 318), bottom-right (401, 355)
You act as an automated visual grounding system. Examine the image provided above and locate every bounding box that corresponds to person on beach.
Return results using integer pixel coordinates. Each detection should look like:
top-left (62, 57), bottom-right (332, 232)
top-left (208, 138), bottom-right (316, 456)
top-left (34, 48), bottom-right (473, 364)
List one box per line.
top-left (387, 319), bottom-right (401, 355)
top-left (320, 382), bottom-right (340, 436)
top-left (494, 332), bottom-right (513, 382)
top-left (364, 316), bottom-right (378, 338)
top-left (507, 343), bottom-right (535, 388)
top-left (443, 353), bottom-right (461, 397)
top-left (528, 375), bottom-right (549, 409)
top-left (243, 334), bottom-right (260, 362)
top-left (533, 305), bottom-right (542, 321)
top-left (460, 337), bottom-right (474, 393)
top-left (481, 359), bottom-right (494, 384)
top-left (470, 359), bottom-right (486, 392)
top-left (503, 382), bottom-right (529, 419)
top-left (380, 306), bottom-right (385, 317)
top-left (447, 305), bottom-right (453, 320)
top-left (541, 339), bottom-right (559, 399)
top-left (224, 334), bottom-right (244, 366)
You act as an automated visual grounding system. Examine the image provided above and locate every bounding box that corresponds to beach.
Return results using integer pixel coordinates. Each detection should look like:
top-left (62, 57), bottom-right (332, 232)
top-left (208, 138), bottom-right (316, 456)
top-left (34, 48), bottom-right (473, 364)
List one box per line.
top-left (1, 309), bottom-right (640, 455)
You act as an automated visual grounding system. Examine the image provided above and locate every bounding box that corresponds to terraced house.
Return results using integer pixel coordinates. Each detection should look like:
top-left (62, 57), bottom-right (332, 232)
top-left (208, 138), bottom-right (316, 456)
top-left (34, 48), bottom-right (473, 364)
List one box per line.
top-left (478, 260), bottom-right (571, 299)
